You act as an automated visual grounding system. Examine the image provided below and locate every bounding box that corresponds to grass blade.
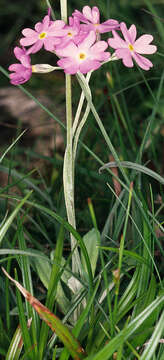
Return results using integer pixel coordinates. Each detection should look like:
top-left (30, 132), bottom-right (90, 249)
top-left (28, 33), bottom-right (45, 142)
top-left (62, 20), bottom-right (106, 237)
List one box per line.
top-left (2, 268), bottom-right (86, 360)
top-left (140, 310), bottom-right (164, 360)
top-left (84, 295), bottom-right (164, 360)
top-left (99, 161), bottom-right (164, 186)
top-left (6, 320), bottom-right (32, 360)
top-left (0, 191), bottom-right (32, 246)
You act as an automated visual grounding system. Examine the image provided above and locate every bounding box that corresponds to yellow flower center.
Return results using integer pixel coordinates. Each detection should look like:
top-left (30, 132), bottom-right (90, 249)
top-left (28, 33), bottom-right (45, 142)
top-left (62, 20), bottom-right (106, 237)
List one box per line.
top-left (67, 31), bottom-right (73, 37)
top-left (39, 32), bottom-right (47, 39)
top-left (79, 52), bottom-right (86, 60)
top-left (128, 44), bottom-right (134, 51)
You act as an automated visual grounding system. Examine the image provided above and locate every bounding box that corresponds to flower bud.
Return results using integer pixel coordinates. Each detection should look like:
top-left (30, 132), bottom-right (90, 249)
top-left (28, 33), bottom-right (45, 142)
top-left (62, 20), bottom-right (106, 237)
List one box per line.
top-left (32, 64), bottom-right (59, 73)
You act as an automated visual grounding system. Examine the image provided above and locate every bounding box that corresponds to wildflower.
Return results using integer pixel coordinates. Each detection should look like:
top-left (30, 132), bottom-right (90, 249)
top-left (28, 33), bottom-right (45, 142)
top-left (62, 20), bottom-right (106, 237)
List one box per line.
top-left (56, 31), bottom-right (110, 74)
top-left (55, 16), bottom-right (87, 49)
top-left (108, 22), bottom-right (157, 70)
top-left (73, 6), bottom-right (119, 34)
top-left (20, 15), bottom-right (67, 54)
top-left (8, 47), bottom-right (32, 85)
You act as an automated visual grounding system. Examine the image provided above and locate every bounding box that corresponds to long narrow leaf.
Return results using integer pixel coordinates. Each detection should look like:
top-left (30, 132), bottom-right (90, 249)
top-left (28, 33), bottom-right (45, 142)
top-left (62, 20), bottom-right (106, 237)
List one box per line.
top-left (2, 268), bottom-right (86, 360)
top-left (6, 319), bottom-right (32, 360)
top-left (140, 310), bottom-right (164, 359)
top-left (0, 191), bottom-right (32, 245)
top-left (84, 295), bottom-right (164, 360)
top-left (0, 130), bottom-right (26, 164)
top-left (99, 161), bottom-right (164, 185)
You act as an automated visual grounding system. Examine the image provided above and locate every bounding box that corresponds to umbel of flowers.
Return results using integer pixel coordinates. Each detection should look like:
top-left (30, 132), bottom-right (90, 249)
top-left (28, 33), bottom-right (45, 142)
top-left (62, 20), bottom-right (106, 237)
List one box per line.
top-left (9, 6), bottom-right (157, 85)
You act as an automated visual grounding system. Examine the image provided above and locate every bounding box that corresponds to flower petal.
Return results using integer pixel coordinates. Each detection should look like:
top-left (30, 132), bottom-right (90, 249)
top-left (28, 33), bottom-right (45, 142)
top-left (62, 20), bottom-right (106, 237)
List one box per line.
top-left (8, 64), bottom-right (25, 72)
top-left (22, 28), bottom-right (36, 37)
top-left (72, 9), bottom-right (88, 24)
top-left (9, 65), bottom-right (32, 85)
top-left (55, 42), bottom-right (78, 57)
top-left (116, 48), bottom-right (134, 67)
top-left (83, 6), bottom-right (93, 22)
top-left (91, 7), bottom-right (100, 23)
top-left (79, 59), bottom-right (101, 73)
top-left (108, 31), bottom-right (127, 49)
top-left (134, 35), bottom-right (157, 54)
top-left (50, 20), bottom-right (66, 29)
top-left (20, 36), bottom-right (38, 46)
top-left (42, 15), bottom-right (50, 29)
top-left (26, 41), bottom-right (43, 54)
top-left (91, 40), bottom-right (108, 53)
top-left (44, 37), bottom-right (57, 51)
top-left (132, 52), bottom-right (153, 70)
top-left (80, 31), bottom-right (96, 49)
top-left (20, 55), bottom-right (31, 68)
top-left (120, 22), bottom-right (132, 43)
top-left (57, 58), bottom-right (79, 74)
top-left (128, 24), bottom-right (137, 43)
top-left (35, 22), bottom-right (43, 33)
top-left (99, 19), bottom-right (119, 33)
top-left (13, 47), bottom-right (25, 60)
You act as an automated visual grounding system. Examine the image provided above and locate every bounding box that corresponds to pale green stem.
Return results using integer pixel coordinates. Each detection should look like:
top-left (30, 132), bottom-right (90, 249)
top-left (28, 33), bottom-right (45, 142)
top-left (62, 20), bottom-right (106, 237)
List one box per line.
top-left (63, 75), bottom-right (81, 277)
top-left (60, 0), bottom-right (67, 23)
top-left (73, 72), bottom-right (92, 136)
top-left (60, 0), bottom-right (81, 281)
top-left (73, 103), bottom-right (90, 162)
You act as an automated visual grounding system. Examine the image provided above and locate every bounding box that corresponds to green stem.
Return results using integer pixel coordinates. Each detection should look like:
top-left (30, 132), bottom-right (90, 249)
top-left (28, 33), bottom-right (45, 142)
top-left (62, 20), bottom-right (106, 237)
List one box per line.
top-left (63, 75), bottom-right (81, 277)
top-left (60, 0), bottom-right (67, 23)
top-left (60, 0), bottom-right (81, 284)
top-left (73, 72), bottom-right (92, 136)
top-left (73, 103), bottom-right (90, 162)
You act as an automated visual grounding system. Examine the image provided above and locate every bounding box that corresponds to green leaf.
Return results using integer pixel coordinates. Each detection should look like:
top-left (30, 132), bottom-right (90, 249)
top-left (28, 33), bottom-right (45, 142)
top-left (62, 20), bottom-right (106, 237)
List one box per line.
top-left (99, 247), bottom-right (149, 266)
top-left (4, 197), bottom-right (94, 293)
top-left (15, 271), bottom-right (34, 360)
top-left (0, 165), bottom-right (53, 208)
top-left (0, 191), bottom-right (32, 246)
top-left (84, 295), bottom-right (164, 360)
top-left (99, 161), bottom-right (164, 186)
top-left (2, 269), bottom-right (86, 360)
top-left (130, 274), bottom-right (157, 348)
top-left (117, 270), bottom-right (139, 321)
top-left (81, 228), bottom-right (99, 277)
top-left (38, 225), bottom-right (64, 359)
top-left (6, 320), bottom-right (32, 360)
top-left (0, 130), bottom-right (27, 164)
top-left (0, 249), bottom-right (49, 262)
top-left (34, 256), bottom-right (52, 290)
top-left (140, 310), bottom-right (164, 359)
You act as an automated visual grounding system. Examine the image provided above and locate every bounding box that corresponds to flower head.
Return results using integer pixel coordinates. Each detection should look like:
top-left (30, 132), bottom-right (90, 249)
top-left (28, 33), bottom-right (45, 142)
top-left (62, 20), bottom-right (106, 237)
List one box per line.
top-left (56, 31), bottom-right (110, 74)
top-left (73, 6), bottom-right (119, 34)
top-left (20, 14), bottom-right (67, 54)
top-left (8, 47), bottom-right (32, 85)
top-left (55, 16), bottom-right (87, 49)
top-left (108, 22), bottom-right (157, 70)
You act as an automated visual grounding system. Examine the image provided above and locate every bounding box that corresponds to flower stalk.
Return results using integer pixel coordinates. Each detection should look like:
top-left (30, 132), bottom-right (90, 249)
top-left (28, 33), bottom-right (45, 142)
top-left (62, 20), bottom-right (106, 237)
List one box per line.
top-left (60, 0), bottom-right (81, 283)
top-left (63, 74), bottom-right (81, 277)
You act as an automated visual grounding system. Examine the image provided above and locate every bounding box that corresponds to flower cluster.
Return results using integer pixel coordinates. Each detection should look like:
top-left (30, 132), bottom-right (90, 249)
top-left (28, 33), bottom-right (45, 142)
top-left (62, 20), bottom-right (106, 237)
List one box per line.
top-left (9, 6), bottom-right (157, 85)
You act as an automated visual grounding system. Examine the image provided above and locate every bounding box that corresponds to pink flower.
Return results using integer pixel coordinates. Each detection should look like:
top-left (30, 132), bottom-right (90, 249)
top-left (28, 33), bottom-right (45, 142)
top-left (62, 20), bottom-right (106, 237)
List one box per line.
top-left (108, 22), bottom-right (157, 70)
top-left (73, 6), bottom-right (119, 34)
top-left (56, 31), bottom-right (110, 74)
top-left (8, 47), bottom-right (32, 85)
top-left (55, 16), bottom-right (87, 49)
top-left (20, 15), bottom-right (67, 54)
